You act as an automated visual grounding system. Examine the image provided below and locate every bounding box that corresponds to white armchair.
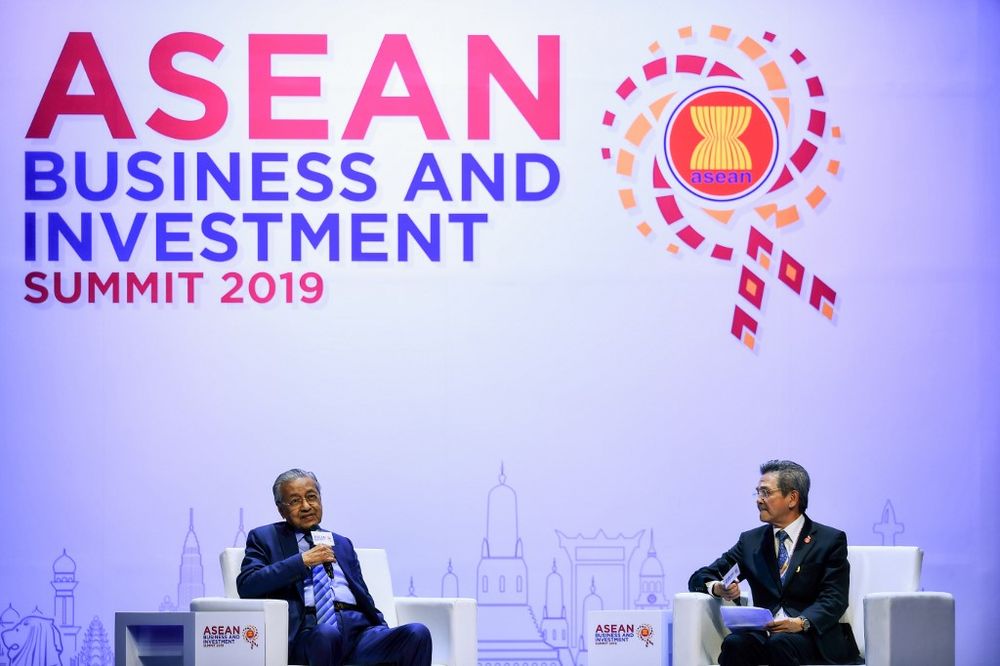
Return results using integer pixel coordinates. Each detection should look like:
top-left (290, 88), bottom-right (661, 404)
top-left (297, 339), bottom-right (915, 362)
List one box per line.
top-left (672, 546), bottom-right (954, 666)
top-left (191, 548), bottom-right (477, 666)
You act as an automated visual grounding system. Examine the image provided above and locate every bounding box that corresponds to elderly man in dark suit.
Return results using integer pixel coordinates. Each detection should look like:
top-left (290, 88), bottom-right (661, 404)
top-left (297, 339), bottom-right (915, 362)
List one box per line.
top-left (237, 468), bottom-right (431, 666)
top-left (688, 460), bottom-right (859, 666)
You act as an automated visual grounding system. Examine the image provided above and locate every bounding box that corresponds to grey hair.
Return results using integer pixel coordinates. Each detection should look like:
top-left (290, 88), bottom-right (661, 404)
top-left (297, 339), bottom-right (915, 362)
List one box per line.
top-left (760, 460), bottom-right (810, 512)
top-left (272, 468), bottom-right (321, 505)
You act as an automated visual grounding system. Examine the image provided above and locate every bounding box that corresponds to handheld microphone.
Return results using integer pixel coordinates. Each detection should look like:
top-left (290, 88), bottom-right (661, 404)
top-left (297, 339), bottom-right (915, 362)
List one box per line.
top-left (311, 530), bottom-right (335, 578)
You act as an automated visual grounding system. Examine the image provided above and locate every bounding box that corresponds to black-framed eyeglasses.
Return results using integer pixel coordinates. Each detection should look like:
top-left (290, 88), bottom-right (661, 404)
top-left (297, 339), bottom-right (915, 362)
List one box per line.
top-left (282, 492), bottom-right (321, 509)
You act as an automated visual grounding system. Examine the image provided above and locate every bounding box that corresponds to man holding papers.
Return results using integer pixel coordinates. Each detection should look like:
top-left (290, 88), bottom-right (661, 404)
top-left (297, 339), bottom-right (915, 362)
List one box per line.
top-left (688, 460), bottom-right (860, 665)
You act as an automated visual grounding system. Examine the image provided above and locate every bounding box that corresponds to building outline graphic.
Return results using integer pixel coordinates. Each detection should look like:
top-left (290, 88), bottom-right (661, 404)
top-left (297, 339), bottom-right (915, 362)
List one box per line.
top-left (159, 508), bottom-right (205, 612)
top-left (634, 530), bottom-right (671, 611)
top-left (0, 550), bottom-right (114, 666)
top-left (556, 528), bottom-right (644, 655)
top-left (475, 465), bottom-right (562, 666)
top-left (874, 500), bottom-right (905, 546)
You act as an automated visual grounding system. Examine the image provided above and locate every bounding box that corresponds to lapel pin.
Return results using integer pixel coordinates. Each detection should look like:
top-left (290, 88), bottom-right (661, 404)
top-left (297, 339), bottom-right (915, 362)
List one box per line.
top-left (804, 535), bottom-right (812, 544)
top-left (796, 565), bottom-right (801, 573)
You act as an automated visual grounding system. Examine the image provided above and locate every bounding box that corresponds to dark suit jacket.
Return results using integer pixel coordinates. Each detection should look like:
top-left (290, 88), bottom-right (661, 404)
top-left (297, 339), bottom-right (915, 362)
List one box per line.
top-left (688, 516), bottom-right (859, 664)
top-left (237, 521), bottom-right (387, 650)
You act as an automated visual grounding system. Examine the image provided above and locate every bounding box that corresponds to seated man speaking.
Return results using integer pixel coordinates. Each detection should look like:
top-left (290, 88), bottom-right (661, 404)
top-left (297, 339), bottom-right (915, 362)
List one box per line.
top-left (688, 460), bottom-right (859, 666)
top-left (238, 468), bottom-right (431, 666)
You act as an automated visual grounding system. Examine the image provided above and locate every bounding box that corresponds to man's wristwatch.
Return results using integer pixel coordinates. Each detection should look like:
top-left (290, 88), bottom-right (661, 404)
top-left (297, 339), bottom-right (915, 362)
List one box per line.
top-left (797, 616), bottom-right (811, 632)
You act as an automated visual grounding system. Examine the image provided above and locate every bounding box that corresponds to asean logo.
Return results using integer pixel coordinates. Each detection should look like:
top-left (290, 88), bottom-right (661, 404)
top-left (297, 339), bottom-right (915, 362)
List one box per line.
top-left (637, 623), bottom-right (655, 647)
top-left (602, 25), bottom-right (843, 351)
top-left (666, 86), bottom-right (778, 202)
top-left (243, 625), bottom-right (259, 649)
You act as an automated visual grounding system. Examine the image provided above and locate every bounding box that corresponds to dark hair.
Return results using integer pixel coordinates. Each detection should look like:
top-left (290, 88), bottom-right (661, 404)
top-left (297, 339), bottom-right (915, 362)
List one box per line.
top-left (760, 460), bottom-right (810, 512)
top-left (272, 468), bottom-right (321, 505)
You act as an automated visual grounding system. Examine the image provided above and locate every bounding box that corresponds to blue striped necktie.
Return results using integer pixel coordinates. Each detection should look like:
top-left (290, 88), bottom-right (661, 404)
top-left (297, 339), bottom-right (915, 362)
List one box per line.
top-left (302, 532), bottom-right (337, 626)
top-left (776, 529), bottom-right (790, 581)
top-left (312, 564), bottom-right (337, 625)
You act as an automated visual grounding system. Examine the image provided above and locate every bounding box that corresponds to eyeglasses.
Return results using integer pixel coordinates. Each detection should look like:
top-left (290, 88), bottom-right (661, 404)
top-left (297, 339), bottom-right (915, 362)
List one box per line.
top-left (282, 492), bottom-right (321, 509)
top-left (753, 487), bottom-right (783, 499)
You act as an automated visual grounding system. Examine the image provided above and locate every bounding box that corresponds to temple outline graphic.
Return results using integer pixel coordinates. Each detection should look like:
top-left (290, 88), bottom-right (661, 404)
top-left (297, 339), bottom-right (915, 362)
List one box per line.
top-left (475, 465), bottom-right (563, 666)
top-left (635, 530), bottom-right (671, 611)
top-left (441, 560), bottom-right (460, 597)
top-left (455, 464), bottom-right (669, 666)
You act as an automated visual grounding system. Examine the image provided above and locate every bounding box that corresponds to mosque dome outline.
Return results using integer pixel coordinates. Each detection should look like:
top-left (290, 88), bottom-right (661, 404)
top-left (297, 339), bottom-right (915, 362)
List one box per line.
top-left (0, 603), bottom-right (20, 626)
top-left (53, 549), bottom-right (77, 576)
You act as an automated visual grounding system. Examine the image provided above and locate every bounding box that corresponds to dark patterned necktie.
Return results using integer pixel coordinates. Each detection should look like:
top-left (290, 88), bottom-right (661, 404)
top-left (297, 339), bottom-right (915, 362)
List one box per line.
top-left (776, 529), bottom-right (790, 580)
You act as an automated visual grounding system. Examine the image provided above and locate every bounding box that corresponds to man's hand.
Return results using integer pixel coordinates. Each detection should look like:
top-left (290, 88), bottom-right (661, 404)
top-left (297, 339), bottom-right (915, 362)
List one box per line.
top-left (711, 582), bottom-right (741, 601)
top-left (303, 545), bottom-right (336, 568)
top-left (766, 617), bottom-right (805, 633)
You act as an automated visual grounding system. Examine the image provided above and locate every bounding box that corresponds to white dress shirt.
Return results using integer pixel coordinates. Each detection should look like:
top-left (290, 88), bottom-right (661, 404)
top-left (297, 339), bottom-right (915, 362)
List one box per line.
top-left (296, 532), bottom-right (358, 607)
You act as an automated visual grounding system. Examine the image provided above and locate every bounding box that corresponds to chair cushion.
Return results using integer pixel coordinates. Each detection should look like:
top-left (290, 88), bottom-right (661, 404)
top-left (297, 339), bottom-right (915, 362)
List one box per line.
top-left (845, 546), bottom-right (921, 656)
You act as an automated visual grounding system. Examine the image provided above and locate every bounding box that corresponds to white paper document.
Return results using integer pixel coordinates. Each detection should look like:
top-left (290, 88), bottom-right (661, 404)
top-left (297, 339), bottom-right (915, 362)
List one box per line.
top-left (721, 606), bottom-right (774, 631)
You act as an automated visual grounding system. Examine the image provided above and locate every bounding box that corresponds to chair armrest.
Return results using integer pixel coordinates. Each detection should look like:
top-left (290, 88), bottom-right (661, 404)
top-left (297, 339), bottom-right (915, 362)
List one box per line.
top-left (191, 597), bottom-right (289, 666)
top-left (673, 592), bottom-right (727, 666)
top-left (394, 597), bottom-right (477, 666)
top-left (863, 592), bottom-right (954, 666)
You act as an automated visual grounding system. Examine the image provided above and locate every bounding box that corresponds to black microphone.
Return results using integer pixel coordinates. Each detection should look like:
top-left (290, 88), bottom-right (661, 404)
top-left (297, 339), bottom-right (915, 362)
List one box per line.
top-left (306, 529), bottom-right (335, 578)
